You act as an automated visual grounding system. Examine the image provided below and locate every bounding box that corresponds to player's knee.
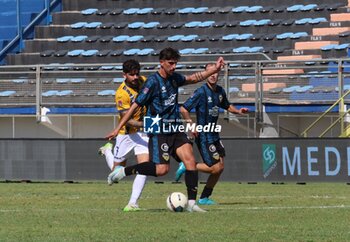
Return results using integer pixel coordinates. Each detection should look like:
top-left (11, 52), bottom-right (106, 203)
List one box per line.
top-left (156, 165), bottom-right (169, 176)
top-left (211, 162), bottom-right (224, 175)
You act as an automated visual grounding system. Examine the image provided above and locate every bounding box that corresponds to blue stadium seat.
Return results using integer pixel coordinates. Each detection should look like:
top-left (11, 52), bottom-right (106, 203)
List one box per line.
top-left (179, 48), bottom-right (195, 55)
top-left (283, 86), bottom-right (301, 93)
top-left (185, 21), bottom-right (201, 28)
top-left (57, 36), bottom-right (74, 43)
top-left (247, 46), bottom-right (263, 53)
top-left (128, 22), bottom-right (145, 29)
top-left (123, 8), bottom-right (140, 15)
top-left (143, 22), bottom-right (160, 29)
top-left (85, 22), bottom-right (102, 29)
top-left (71, 22), bottom-right (88, 29)
top-left (309, 18), bottom-right (327, 24)
top-left (321, 44), bottom-right (338, 51)
top-left (295, 18), bottom-right (313, 25)
top-left (71, 35), bottom-right (88, 42)
top-left (98, 90), bottom-right (115, 96)
top-left (123, 49), bottom-right (141, 56)
top-left (300, 4), bottom-right (317, 11)
top-left (276, 32), bottom-right (294, 40)
top-left (0, 90), bottom-right (16, 96)
top-left (57, 90), bottom-right (73, 96)
top-left (56, 78), bottom-right (70, 83)
top-left (286, 4), bottom-right (303, 12)
top-left (81, 8), bottom-right (98, 15)
top-left (193, 7), bottom-right (208, 14)
top-left (222, 34), bottom-right (238, 41)
top-left (42, 90), bottom-right (59, 97)
top-left (181, 35), bottom-right (198, 42)
top-left (113, 78), bottom-right (124, 83)
top-left (254, 19), bottom-right (271, 26)
top-left (232, 6), bottom-right (249, 13)
top-left (168, 35), bottom-right (185, 42)
top-left (67, 49), bottom-right (85, 57)
top-left (82, 50), bottom-right (98, 57)
top-left (127, 35), bottom-right (144, 42)
top-left (137, 48), bottom-right (154, 56)
top-left (192, 48), bottom-right (209, 54)
top-left (100, 66), bottom-right (115, 70)
top-left (137, 8), bottom-right (154, 15)
top-left (233, 46), bottom-right (250, 53)
top-left (240, 20), bottom-right (256, 27)
top-left (296, 85), bottom-right (313, 93)
top-left (236, 33), bottom-right (253, 40)
top-left (71, 78), bottom-right (85, 83)
top-left (113, 35), bottom-right (129, 42)
top-left (199, 21), bottom-right (215, 28)
top-left (178, 7), bottom-right (195, 14)
top-left (290, 32), bottom-right (308, 39)
top-left (229, 87), bottom-right (239, 93)
top-left (246, 6), bottom-right (263, 13)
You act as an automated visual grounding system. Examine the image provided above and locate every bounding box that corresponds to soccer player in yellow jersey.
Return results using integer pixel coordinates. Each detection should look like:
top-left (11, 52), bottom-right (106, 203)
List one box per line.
top-left (99, 59), bottom-right (149, 212)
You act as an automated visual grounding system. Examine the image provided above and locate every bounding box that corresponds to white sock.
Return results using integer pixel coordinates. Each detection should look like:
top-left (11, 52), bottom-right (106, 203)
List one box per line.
top-left (188, 199), bottom-right (196, 207)
top-left (104, 148), bottom-right (114, 170)
top-left (128, 174), bottom-right (147, 205)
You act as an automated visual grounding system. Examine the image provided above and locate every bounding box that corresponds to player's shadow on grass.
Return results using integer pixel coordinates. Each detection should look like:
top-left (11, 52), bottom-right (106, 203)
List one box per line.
top-left (219, 202), bottom-right (250, 205)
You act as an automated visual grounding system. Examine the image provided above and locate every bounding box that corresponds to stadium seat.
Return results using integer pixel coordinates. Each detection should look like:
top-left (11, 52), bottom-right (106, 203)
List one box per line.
top-left (100, 22), bottom-right (114, 29)
top-left (128, 22), bottom-right (145, 29)
top-left (137, 48), bottom-right (154, 56)
top-left (0, 90), bottom-right (16, 96)
top-left (143, 22), bottom-right (160, 29)
top-left (110, 50), bottom-right (123, 56)
top-left (195, 35), bottom-right (208, 42)
top-left (151, 8), bottom-right (165, 15)
top-left (85, 35), bottom-right (101, 43)
top-left (123, 49), bottom-right (141, 56)
top-left (123, 8), bottom-right (140, 15)
top-left (178, 7), bottom-right (195, 14)
top-left (180, 48), bottom-right (195, 55)
top-left (71, 35), bottom-right (88, 42)
top-left (192, 48), bottom-right (209, 54)
top-left (42, 90), bottom-right (59, 97)
top-left (137, 8), bottom-right (154, 15)
top-left (181, 35), bottom-right (198, 42)
top-left (193, 7), bottom-right (208, 14)
top-left (40, 50), bottom-right (55, 57)
top-left (81, 8), bottom-right (98, 15)
top-left (109, 8), bottom-right (123, 15)
top-left (141, 35), bottom-right (156, 42)
top-left (232, 6), bottom-right (249, 13)
top-left (113, 35), bottom-right (129, 42)
top-left (96, 9), bottom-right (109, 15)
top-left (199, 21), bottom-right (215, 28)
top-left (114, 22), bottom-right (128, 29)
top-left (168, 35), bottom-right (185, 42)
top-left (246, 6), bottom-right (263, 13)
top-left (127, 35), bottom-right (144, 42)
top-left (185, 21), bottom-right (201, 28)
top-left (54, 50), bottom-right (68, 57)
top-left (99, 35), bottom-right (113, 43)
top-left (205, 7), bottom-right (219, 14)
top-left (57, 36), bottom-right (73, 43)
top-left (82, 50), bottom-right (98, 57)
top-left (67, 49), bottom-right (84, 57)
top-left (97, 50), bottom-right (111, 57)
top-left (85, 22), bottom-right (102, 29)
top-left (71, 22), bottom-right (88, 29)
top-left (213, 21), bottom-right (226, 28)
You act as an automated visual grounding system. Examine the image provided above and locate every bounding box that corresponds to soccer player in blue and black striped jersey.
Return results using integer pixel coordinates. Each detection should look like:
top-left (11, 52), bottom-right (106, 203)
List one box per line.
top-left (105, 48), bottom-right (225, 212)
top-left (176, 63), bottom-right (249, 205)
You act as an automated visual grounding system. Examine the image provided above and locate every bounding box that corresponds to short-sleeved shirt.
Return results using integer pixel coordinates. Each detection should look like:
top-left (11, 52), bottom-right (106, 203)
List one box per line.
top-left (182, 83), bottom-right (230, 143)
top-left (115, 76), bottom-right (147, 135)
top-left (135, 72), bottom-right (186, 134)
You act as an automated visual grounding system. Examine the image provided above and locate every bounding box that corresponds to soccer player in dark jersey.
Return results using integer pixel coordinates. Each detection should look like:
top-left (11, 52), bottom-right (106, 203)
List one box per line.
top-left (175, 63), bottom-right (249, 205)
top-left (105, 47), bottom-right (225, 212)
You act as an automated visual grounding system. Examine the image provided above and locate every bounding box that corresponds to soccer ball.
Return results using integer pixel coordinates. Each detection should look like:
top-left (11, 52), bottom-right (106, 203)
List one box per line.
top-left (166, 192), bottom-right (188, 212)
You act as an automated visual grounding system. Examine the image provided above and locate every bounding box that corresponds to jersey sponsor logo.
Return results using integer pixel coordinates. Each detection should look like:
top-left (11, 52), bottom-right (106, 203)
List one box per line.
top-left (208, 96), bottom-right (212, 103)
top-left (161, 143), bottom-right (169, 152)
top-left (219, 95), bottom-right (223, 103)
top-left (209, 144), bottom-right (216, 152)
top-left (161, 86), bottom-right (167, 93)
top-left (209, 106), bottom-right (219, 117)
top-left (164, 94), bottom-right (177, 106)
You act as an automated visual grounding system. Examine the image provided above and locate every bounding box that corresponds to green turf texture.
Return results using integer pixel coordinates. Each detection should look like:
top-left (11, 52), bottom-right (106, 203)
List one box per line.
top-left (1, 182), bottom-right (350, 241)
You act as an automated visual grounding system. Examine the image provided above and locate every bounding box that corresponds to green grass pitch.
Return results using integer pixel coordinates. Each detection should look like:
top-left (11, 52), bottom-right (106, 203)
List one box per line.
top-left (1, 181), bottom-right (350, 241)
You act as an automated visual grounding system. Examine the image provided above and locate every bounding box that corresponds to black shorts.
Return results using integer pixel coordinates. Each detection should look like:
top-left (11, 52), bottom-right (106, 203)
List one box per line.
top-left (149, 132), bottom-right (192, 164)
top-left (195, 138), bottom-right (225, 167)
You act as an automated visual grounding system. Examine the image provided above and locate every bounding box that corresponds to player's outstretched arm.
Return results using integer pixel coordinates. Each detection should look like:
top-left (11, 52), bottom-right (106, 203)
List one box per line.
top-left (105, 102), bottom-right (140, 140)
top-left (228, 105), bottom-right (249, 115)
top-left (184, 57), bottom-right (225, 85)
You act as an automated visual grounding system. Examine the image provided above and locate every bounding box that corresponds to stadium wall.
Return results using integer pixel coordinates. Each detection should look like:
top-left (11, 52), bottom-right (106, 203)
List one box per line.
top-left (1, 138), bottom-right (350, 182)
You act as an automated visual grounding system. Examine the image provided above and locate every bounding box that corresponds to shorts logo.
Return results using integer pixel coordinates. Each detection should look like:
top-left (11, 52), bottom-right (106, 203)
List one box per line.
top-left (162, 153), bottom-right (170, 161)
top-left (144, 114), bottom-right (161, 134)
top-left (209, 144), bottom-right (216, 152)
top-left (212, 152), bottom-right (220, 160)
top-left (161, 143), bottom-right (169, 152)
top-left (262, 144), bottom-right (277, 178)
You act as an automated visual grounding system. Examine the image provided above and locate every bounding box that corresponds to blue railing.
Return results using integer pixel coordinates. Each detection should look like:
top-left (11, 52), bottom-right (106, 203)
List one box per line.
top-left (0, 0), bottom-right (62, 64)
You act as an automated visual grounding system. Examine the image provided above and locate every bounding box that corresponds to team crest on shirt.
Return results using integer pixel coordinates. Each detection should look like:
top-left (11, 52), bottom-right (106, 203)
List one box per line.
top-left (209, 144), bottom-right (216, 152)
top-left (162, 153), bottom-right (170, 161)
top-left (212, 152), bottom-right (220, 160)
top-left (208, 96), bottom-right (212, 103)
top-left (118, 100), bottom-right (123, 107)
top-left (161, 86), bottom-right (166, 93)
top-left (219, 95), bottom-right (223, 102)
top-left (161, 143), bottom-right (169, 152)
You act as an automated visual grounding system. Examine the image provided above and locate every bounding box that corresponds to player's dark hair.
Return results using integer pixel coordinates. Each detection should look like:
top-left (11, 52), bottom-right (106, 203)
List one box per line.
top-left (159, 47), bottom-right (181, 61)
top-left (123, 59), bottom-right (140, 73)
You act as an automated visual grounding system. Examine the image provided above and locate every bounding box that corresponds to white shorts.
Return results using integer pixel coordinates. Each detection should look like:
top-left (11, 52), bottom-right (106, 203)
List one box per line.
top-left (113, 132), bottom-right (149, 163)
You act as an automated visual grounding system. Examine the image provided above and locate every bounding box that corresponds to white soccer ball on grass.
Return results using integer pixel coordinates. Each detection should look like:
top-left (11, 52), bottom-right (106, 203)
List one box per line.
top-left (166, 192), bottom-right (188, 212)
